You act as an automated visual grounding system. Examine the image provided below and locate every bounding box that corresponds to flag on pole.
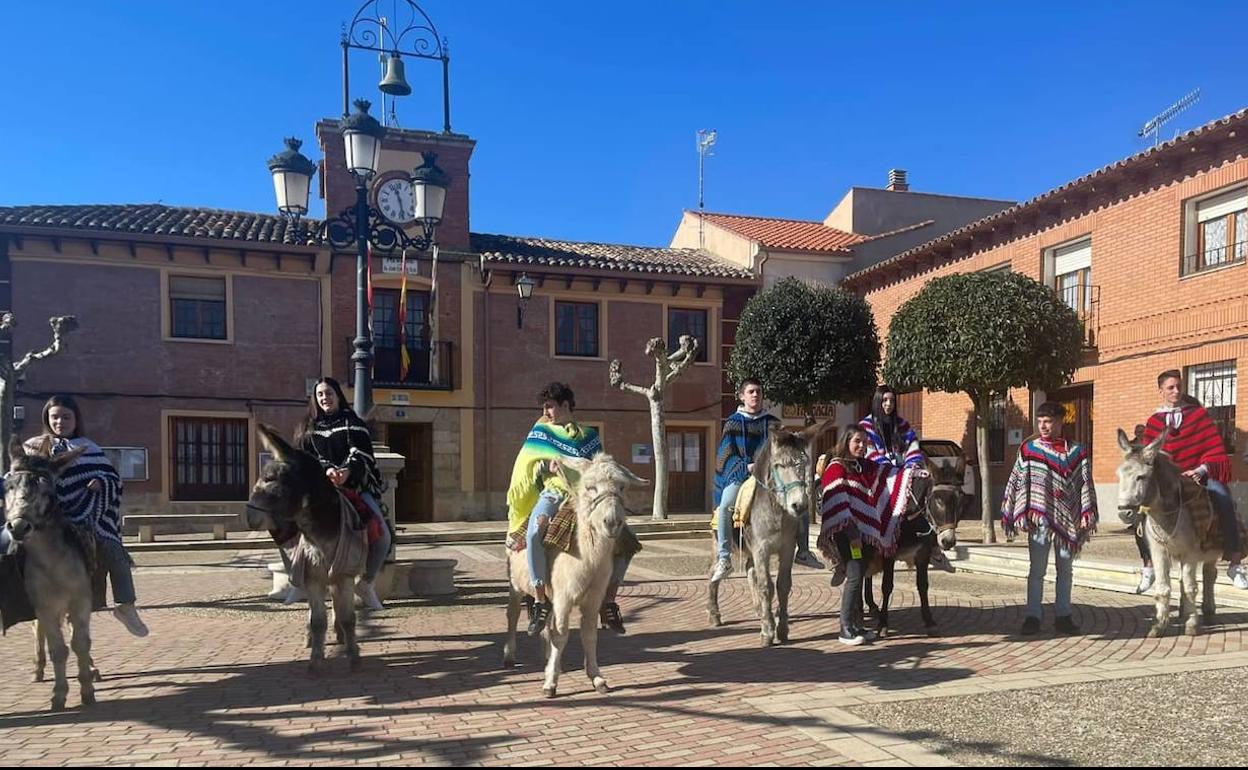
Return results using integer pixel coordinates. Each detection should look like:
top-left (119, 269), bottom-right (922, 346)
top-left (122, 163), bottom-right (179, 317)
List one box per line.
top-left (398, 249), bottom-right (411, 382)
top-left (429, 243), bottom-right (440, 384)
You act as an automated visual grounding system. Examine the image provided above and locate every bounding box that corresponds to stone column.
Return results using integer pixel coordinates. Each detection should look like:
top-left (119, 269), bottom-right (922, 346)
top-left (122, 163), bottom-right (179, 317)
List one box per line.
top-left (373, 446), bottom-right (406, 561)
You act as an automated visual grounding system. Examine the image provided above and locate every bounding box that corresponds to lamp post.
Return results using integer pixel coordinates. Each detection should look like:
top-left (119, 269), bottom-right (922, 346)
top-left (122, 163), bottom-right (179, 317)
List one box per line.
top-left (516, 273), bottom-right (535, 329)
top-left (267, 0), bottom-right (452, 420)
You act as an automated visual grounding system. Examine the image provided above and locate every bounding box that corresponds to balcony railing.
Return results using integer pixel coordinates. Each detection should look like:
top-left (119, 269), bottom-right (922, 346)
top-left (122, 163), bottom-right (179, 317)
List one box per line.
top-left (1057, 283), bottom-right (1100, 349)
top-left (1183, 244), bottom-right (1248, 276)
top-left (346, 339), bottom-right (454, 390)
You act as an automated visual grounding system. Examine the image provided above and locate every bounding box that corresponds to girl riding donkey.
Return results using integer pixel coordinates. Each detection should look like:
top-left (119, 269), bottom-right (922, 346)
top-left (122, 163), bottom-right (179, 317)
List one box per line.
top-left (21, 396), bottom-right (149, 637)
top-left (507, 382), bottom-right (641, 636)
top-left (288, 378), bottom-right (393, 610)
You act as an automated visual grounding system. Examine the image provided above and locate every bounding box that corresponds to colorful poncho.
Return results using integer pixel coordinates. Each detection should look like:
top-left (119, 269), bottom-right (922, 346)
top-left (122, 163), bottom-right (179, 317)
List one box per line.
top-left (505, 420), bottom-right (602, 535)
top-left (858, 414), bottom-right (925, 470)
top-left (23, 436), bottom-right (123, 546)
top-left (713, 409), bottom-right (780, 508)
top-left (1000, 437), bottom-right (1098, 556)
top-left (1142, 405), bottom-right (1231, 483)
top-left (819, 457), bottom-right (913, 555)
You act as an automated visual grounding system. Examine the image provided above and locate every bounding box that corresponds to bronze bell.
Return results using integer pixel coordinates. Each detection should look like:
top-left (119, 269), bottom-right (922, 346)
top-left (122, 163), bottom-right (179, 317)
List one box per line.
top-left (379, 53), bottom-right (412, 97)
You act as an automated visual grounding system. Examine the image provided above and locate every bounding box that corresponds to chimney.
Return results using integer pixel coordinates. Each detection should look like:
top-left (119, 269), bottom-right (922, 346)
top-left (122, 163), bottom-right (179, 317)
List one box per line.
top-left (887, 168), bottom-right (909, 192)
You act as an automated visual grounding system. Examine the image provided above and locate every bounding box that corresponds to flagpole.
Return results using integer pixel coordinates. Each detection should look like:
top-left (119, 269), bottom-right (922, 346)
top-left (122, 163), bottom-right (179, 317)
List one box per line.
top-left (429, 243), bottom-right (440, 385)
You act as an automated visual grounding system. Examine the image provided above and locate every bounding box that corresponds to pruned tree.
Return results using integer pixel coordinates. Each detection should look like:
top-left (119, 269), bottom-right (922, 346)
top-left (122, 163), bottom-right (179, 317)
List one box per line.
top-left (609, 335), bottom-right (699, 520)
top-left (882, 271), bottom-right (1083, 542)
top-left (728, 277), bottom-right (880, 423)
top-left (0, 313), bottom-right (80, 472)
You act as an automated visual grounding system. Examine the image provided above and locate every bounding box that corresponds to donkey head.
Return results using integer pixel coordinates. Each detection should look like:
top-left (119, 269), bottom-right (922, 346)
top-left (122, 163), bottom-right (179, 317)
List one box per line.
top-left (927, 459), bottom-right (966, 551)
top-left (4, 437), bottom-right (86, 543)
top-left (1115, 427), bottom-right (1168, 526)
top-left (559, 453), bottom-right (648, 542)
top-left (755, 420), bottom-right (831, 519)
top-left (246, 424), bottom-right (330, 533)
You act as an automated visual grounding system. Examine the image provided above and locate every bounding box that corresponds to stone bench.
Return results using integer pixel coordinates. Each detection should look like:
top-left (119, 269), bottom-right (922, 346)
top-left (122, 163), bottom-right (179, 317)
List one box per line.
top-left (127, 513), bottom-right (240, 543)
top-left (268, 558), bottom-right (458, 601)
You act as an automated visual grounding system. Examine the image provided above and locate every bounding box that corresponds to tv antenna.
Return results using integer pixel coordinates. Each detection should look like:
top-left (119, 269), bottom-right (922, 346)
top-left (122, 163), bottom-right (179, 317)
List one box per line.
top-left (696, 129), bottom-right (717, 249)
top-left (1138, 88), bottom-right (1200, 147)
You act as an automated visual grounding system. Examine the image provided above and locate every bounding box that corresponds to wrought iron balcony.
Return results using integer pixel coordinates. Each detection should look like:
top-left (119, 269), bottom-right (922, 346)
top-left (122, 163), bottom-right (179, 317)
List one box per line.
top-left (347, 338), bottom-right (454, 390)
top-left (1183, 244), bottom-right (1247, 276)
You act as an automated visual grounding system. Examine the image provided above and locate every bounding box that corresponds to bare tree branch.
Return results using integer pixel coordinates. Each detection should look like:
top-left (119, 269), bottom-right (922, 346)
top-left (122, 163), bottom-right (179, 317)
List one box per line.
top-left (0, 312), bottom-right (14, 334)
top-left (666, 334), bottom-right (699, 379)
top-left (14, 315), bottom-right (78, 374)
top-left (608, 358), bottom-right (653, 398)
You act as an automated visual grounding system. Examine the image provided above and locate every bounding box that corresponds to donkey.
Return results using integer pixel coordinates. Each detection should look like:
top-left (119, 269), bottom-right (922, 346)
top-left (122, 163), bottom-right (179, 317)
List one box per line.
top-left (246, 424), bottom-right (366, 671)
top-left (862, 461), bottom-right (962, 638)
top-left (4, 438), bottom-right (96, 711)
top-left (503, 453), bottom-right (647, 698)
top-left (1116, 427), bottom-right (1236, 638)
top-left (707, 422), bottom-right (829, 647)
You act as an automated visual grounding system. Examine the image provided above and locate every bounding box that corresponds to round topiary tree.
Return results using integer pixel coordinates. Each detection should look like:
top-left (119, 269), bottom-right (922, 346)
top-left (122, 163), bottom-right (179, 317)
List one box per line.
top-left (882, 271), bottom-right (1084, 541)
top-left (729, 277), bottom-right (880, 423)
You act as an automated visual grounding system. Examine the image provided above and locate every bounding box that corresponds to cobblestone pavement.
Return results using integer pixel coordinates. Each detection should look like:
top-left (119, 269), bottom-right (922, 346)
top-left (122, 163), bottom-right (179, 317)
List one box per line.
top-left (1, 539), bottom-right (1245, 766)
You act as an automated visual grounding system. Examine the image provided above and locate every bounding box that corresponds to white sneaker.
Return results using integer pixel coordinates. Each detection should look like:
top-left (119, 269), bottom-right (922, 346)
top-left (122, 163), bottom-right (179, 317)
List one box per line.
top-left (112, 603), bottom-right (149, 638)
top-left (1230, 564), bottom-right (1248, 591)
top-left (711, 557), bottom-right (734, 582)
top-left (1135, 567), bottom-right (1155, 594)
top-left (284, 585), bottom-right (307, 605)
top-left (355, 580), bottom-right (384, 611)
top-left (795, 552), bottom-right (825, 569)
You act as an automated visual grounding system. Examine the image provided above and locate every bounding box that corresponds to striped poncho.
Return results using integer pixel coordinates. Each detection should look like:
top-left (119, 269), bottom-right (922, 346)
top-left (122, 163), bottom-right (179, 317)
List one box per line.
top-left (858, 414), bottom-right (925, 470)
top-left (713, 409), bottom-right (780, 508)
top-left (1000, 437), bottom-right (1097, 556)
top-left (1142, 405), bottom-right (1230, 483)
top-left (505, 420), bottom-right (602, 535)
top-left (819, 457), bottom-right (913, 555)
top-left (23, 436), bottom-right (123, 546)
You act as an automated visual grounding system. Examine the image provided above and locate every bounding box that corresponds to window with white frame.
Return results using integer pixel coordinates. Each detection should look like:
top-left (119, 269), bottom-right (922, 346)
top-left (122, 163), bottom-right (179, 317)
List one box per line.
top-left (101, 447), bottom-right (149, 482)
top-left (169, 275), bottom-right (228, 340)
top-left (1052, 239), bottom-right (1093, 314)
top-left (1185, 187), bottom-right (1248, 275)
top-left (1186, 361), bottom-right (1237, 454)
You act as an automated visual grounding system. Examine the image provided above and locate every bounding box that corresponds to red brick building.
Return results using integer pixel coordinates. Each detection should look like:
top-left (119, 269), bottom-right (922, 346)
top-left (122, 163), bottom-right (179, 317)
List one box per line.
top-left (0, 122), bottom-right (755, 524)
top-left (843, 108), bottom-right (1248, 509)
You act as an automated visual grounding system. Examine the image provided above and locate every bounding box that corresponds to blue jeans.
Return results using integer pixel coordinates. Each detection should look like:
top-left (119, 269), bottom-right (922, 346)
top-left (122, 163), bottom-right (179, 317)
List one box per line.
top-left (526, 490), bottom-right (563, 590)
top-left (1206, 479), bottom-right (1240, 558)
top-left (1027, 532), bottom-right (1072, 620)
top-left (796, 505), bottom-right (813, 557)
top-left (360, 492), bottom-right (392, 582)
top-left (101, 538), bottom-right (137, 606)
top-left (716, 482), bottom-right (743, 560)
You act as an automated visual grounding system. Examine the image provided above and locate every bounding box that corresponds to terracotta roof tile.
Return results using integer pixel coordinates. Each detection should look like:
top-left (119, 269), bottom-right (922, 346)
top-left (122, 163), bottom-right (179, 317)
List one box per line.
top-left (471, 233), bottom-right (754, 280)
top-left (698, 211), bottom-right (868, 252)
top-left (0, 204), bottom-right (318, 246)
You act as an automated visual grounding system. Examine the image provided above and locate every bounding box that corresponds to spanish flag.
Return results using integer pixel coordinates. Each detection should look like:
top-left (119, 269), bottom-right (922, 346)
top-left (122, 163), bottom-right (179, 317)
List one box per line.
top-left (398, 249), bottom-right (410, 382)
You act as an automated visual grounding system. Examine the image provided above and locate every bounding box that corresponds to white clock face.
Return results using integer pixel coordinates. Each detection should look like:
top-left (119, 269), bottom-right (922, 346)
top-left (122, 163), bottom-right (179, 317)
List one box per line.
top-left (376, 178), bottom-right (415, 224)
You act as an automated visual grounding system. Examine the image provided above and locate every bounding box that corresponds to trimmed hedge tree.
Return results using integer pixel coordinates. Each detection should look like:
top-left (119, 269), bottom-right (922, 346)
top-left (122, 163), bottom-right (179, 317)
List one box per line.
top-left (882, 271), bottom-right (1084, 541)
top-left (729, 277), bottom-right (880, 422)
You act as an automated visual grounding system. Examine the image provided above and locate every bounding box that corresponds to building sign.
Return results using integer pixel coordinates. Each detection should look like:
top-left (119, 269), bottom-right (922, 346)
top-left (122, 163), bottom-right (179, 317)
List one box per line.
top-left (631, 444), bottom-right (652, 464)
top-left (781, 403), bottom-right (838, 419)
top-left (381, 257), bottom-right (422, 276)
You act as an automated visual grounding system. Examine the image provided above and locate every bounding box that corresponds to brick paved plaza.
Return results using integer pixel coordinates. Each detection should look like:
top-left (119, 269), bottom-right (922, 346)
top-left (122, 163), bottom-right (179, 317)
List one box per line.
top-left (1, 539), bottom-right (1245, 766)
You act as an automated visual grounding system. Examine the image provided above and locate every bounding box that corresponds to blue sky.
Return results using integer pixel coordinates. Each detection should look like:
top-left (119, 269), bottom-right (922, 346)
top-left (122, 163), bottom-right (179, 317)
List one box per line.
top-left (2, 1), bottom-right (1245, 246)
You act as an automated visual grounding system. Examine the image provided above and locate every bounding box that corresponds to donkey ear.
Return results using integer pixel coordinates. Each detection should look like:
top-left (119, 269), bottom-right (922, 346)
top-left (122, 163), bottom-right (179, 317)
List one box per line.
top-left (1141, 428), bottom-right (1169, 462)
top-left (1117, 428), bottom-right (1132, 453)
top-left (49, 445), bottom-right (88, 474)
top-left (560, 456), bottom-right (594, 475)
top-left (257, 423), bottom-right (295, 463)
top-left (798, 419), bottom-right (834, 445)
top-left (616, 463), bottom-right (650, 488)
top-left (9, 436), bottom-right (28, 465)
top-left (751, 438), bottom-right (774, 482)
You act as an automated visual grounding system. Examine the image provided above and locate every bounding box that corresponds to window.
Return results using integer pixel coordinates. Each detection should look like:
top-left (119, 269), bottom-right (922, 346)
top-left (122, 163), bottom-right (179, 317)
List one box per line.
top-left (372, 288), bottom-right (431, 384)
top-left (101, 447), bottom-right (148, 482)
top-left (169, 275), bottom-right (227, 340)
top-left (988, 393), bottom-right (1006, 464)
top-left (554, 301), bottom-right (599, 357)
top-left (1186, 361), bottom-right (1237, 454)
top-left (1185, 187), bottom-right (1248, 275)
top-left (170, 416), bottom-right (249, 501)
top-left (668, 308), bottom-right (709, 363)
top-left (1053, 240), bottom-right (1093, 314)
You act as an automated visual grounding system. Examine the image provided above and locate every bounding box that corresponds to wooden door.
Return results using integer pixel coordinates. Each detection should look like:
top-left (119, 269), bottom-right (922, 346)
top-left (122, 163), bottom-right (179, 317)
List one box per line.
top-left (388, 423), bottom-right (434, 523)
top-left (665, 428), bottom-right (707, 513)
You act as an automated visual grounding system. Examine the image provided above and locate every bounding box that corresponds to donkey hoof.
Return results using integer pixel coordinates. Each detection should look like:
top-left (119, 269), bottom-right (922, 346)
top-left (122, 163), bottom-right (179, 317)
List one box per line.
top-left (502, 656), bottom-right (516, 669)
top-left (760, 635), bottom-right (774, 648)
top-left (1185, 623), bottom-right (1200, 637)
top-left (81, 692), bottom-right (96, 707)
top-left (50, 699), bottom-right (66, 712)
top-left (542, 686), bottom-right (557, 699)
top-left (1147, 625), bottom-right (1166, 639)
top-left (708, 613), bottom-right (722, 628)
top-left (776, 627), bottom-right (789, 645)
top-left (1203, 612), bottom-right (1216, 625)
top-left (92, 670), bottom-right (103, 683)
top-left (32, 672), bottom-right (44, 683)
top-left (593, 678), bottom-right (610, 695)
